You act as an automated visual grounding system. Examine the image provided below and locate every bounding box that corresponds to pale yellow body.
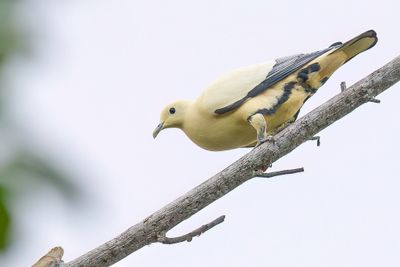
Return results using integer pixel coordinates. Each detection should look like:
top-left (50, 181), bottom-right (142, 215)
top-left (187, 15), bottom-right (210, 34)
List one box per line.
top-left (184, 81), bottom-right (300, 150)
top-left (181, 53), bottom-right (346, 150)
top-left (154, 30), bottom-right (377, 151)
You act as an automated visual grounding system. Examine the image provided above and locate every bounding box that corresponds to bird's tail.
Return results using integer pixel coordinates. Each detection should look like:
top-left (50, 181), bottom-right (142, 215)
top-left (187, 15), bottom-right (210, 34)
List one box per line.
top-left (335, 30), bottom-right (378, 63)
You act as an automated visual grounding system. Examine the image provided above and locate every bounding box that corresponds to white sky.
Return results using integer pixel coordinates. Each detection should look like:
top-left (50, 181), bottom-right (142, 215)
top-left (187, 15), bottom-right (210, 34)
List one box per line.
top-left (2, 0), bottom-right (400, 266)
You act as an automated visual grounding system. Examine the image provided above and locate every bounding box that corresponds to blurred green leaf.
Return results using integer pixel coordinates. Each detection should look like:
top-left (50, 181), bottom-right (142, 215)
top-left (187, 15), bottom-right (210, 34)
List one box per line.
top-left (0, 151), bottom-right (80, 200)
top-left (0, 0), bottom-right (82, 254)
top-left (0, 0), bottom-right (23, 117)
top-left (0, 186), bottom-right (10, 250)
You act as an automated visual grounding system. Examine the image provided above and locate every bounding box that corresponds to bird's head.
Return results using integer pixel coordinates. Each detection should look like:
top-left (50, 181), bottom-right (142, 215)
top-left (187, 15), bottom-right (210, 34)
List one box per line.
top-left (153, 100), bottom-right (192, 139)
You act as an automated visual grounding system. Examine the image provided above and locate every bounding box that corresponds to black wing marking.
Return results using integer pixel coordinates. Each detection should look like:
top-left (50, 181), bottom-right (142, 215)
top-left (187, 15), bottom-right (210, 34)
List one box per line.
top-left (214, 45), bottom-right (340, 115)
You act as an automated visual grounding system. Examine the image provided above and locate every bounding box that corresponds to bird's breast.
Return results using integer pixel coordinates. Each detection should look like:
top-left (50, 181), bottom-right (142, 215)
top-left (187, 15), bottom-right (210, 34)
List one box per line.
top-left (182, 111), bottom-right (256, 151)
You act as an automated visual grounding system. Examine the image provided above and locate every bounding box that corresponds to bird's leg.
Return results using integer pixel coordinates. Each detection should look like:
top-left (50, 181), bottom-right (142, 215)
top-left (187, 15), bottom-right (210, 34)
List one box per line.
top-left (248, 113), bottom-right (274, 147)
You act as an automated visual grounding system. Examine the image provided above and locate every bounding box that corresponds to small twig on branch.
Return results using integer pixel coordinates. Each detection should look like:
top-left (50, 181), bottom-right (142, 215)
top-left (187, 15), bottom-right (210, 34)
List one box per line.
top-left (340, 81), bottom-right (347, 92)
top-left (309, 136), bottom-right (321, 146)
top-left (252, 167), bottom-right (304, 178)
top-left (158, 215), bottom-right (225, 244)
top-left (368, 97), bottom-right (381, 103)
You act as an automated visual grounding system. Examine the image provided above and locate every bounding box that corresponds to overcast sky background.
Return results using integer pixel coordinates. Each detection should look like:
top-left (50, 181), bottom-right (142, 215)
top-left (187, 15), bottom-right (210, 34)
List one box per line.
top-left (2, 0), bottom-right (400, 266)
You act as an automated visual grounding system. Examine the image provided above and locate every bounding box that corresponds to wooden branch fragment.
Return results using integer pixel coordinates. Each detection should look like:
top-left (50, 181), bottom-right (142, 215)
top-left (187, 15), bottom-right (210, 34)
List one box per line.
top-left (32, 247), bottom-right (64, 267)
top-left (252, 167), bottom-right (304, 178)
top-left (64, 55), bottom-right (400, 267)
top-left (158, 215), bottom-right (225, 244)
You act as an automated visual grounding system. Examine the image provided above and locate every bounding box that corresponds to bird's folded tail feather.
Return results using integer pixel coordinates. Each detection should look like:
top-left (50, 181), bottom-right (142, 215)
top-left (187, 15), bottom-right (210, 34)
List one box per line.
top-left (335, 30), bottom-right (378, 63)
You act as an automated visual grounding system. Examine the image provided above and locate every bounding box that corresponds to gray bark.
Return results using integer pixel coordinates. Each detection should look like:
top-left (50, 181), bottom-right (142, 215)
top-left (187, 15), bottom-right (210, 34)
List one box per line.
top-left (65, 55), bottom-right (400, 267)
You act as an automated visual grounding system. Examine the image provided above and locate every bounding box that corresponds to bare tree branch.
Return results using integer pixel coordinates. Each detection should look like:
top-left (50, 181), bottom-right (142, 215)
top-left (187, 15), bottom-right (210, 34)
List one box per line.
top-left (63, 55), bottom-right (400, 267)
top-left (158, 215), bottom-right (225, 244)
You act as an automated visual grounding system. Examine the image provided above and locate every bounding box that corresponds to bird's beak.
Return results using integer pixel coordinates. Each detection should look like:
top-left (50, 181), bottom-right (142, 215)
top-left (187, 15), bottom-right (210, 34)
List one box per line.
top-left (153, 122), bottom-right (164, 139)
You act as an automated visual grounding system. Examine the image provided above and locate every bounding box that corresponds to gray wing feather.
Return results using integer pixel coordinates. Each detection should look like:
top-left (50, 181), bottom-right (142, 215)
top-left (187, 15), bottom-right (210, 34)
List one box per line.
top-left (214, 45), bottom-right (339, 114)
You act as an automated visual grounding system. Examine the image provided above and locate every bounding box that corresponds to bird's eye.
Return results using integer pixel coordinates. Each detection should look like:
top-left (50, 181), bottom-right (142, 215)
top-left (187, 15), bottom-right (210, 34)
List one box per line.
top-left (169, 107), bottom-right (176, 114)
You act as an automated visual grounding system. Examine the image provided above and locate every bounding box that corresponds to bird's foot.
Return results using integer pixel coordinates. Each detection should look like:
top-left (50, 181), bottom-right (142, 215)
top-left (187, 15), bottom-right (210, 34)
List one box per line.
top-left (255, 135), bottom-right (276, 148)
top-left (265, 135), bottom-right (276, 143)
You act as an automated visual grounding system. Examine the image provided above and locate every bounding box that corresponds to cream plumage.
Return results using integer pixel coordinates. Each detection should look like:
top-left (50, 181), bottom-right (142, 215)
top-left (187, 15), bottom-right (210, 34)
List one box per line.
top-left (153, 30), bottom-right (377, 151)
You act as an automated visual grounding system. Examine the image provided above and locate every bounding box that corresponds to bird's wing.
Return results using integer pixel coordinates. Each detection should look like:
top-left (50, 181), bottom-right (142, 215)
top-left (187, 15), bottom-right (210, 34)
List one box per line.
top-left (207, 46), bottom-right (338, 115)
top-left (197, 60), bottom-right (276, 114)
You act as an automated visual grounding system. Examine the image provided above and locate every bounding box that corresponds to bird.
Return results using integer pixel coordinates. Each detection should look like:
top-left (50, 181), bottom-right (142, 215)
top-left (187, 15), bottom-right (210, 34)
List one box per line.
top-left (153, 30), bottom-right (377, 151)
